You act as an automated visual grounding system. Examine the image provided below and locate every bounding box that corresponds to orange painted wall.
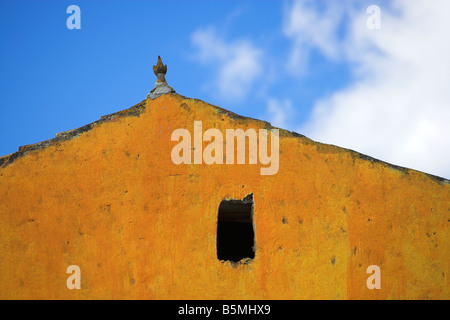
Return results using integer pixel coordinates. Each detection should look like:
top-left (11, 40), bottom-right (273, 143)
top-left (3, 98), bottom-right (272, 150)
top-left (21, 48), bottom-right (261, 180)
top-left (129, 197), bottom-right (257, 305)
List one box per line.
top-left (0, 93), bottom-right (448, 299)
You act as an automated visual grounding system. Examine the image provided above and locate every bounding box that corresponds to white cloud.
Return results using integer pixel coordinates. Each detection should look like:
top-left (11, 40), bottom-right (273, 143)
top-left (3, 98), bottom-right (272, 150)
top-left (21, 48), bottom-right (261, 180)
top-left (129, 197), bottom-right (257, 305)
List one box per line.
top-left (285, 0), bottom-right (450, 178)
top-left (266, 98), bottom-right (296, 130)
top-left (283, 0), bottom-right (346, 73)
top-left (191, 27), bottom-right (263, 101)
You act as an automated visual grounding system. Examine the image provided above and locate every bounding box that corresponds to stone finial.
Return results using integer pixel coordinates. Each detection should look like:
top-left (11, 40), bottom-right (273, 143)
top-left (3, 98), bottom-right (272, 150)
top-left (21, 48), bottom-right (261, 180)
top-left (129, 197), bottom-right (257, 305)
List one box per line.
top-left (147, 55), bottom-right (175, 100)
top-left (153, 56), bottom-right (167, 82)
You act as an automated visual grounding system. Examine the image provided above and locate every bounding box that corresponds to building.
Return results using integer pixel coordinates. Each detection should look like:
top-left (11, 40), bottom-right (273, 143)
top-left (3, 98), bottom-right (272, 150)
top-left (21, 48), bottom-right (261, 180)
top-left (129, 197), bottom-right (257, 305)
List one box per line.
top-left (0, 58), bottom-right (448, 299)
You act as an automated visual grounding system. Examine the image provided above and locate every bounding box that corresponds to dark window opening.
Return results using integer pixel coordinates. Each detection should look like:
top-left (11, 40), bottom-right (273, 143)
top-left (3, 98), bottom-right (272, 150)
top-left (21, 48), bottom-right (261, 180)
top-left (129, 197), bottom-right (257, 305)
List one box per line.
top-left (217, 194), bottom-right (255, 263)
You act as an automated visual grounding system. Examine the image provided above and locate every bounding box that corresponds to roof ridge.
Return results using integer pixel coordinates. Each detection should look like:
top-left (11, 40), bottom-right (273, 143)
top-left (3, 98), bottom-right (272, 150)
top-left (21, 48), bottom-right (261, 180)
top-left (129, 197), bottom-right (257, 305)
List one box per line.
top-left (1, 94), bottom-right (448, 185)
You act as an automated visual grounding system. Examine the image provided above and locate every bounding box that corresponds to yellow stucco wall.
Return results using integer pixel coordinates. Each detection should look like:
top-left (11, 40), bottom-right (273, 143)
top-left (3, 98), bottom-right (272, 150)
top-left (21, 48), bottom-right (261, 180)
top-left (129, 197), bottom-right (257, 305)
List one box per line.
top-left (0, 93), bottom-right (448, 299)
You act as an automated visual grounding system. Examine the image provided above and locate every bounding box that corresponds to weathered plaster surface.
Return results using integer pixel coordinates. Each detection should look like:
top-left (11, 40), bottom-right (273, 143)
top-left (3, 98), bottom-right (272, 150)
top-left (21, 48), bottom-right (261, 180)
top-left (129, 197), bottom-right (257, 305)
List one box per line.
top-left (0, 94), bottom-right (448, 299)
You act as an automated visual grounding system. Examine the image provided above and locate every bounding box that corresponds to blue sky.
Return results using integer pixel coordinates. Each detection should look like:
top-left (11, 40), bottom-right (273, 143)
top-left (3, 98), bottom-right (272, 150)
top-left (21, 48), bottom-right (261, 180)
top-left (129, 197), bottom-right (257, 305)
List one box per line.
top-left (1, 0), bottom-right (449, 178)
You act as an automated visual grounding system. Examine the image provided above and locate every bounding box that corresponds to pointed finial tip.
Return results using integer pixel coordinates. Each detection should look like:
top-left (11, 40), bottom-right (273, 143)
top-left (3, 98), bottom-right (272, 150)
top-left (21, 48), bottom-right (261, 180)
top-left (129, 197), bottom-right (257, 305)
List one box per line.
top-left (153, 55), bottom-right (167, 76)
